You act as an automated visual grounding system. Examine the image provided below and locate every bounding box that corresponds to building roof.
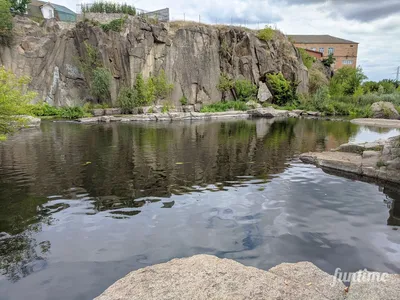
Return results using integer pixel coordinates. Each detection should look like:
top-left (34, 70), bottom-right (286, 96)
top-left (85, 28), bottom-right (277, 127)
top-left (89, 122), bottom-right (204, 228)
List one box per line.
top-left (288, 35), bottom-right (358, 44)
top-left (29, 0), bottom-right (46, 7)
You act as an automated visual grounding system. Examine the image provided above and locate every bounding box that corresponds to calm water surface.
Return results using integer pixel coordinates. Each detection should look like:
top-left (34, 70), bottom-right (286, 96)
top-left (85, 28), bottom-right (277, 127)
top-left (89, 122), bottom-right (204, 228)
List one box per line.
top-left (0, 118), bottom-right (399, 300)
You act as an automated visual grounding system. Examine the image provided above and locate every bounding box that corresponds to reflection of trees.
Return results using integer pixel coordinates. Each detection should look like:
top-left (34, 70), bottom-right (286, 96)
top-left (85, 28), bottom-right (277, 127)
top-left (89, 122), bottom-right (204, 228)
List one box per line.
top-left (382, 187), bottom-right (400, 226)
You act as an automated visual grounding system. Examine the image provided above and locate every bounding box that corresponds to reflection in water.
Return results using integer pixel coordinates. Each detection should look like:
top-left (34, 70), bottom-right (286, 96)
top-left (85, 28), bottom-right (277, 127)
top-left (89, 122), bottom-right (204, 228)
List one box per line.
top-left (0, 118), bottom-right (399, 299)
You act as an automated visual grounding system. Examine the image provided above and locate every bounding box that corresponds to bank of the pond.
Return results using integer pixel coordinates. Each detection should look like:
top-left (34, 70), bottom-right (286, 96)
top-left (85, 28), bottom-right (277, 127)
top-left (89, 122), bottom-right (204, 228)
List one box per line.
top-left (95, 255), bottom-right (400, 300)
top-left (75, 108), bottom-right (325, 123)
top-left (300, 134), bottom-right (400, 184)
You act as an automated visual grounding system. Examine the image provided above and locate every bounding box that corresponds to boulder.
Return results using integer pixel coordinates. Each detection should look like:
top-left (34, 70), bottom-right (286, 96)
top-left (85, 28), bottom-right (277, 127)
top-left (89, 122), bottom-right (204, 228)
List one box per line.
top-left (245, 100), bottom-right (262, 109)
top-left (371, 102), bottom-right (400, 119)
top-left (257, 82), bottom-right (273, 103)
top-left (351, 118), bottom-right (400, 128)
top-left (104, 108), bottom-right (122, 115)
top-left (95, 255), bottom-right (346, 300)
top-left (248, 107), bottom-right (289, 118)
top-left (92, 109), bottom-right (105, 116)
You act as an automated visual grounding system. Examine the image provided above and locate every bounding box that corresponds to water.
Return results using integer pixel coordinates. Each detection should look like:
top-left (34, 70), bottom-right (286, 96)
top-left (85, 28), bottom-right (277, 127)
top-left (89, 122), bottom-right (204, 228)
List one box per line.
top-left (0, 118), bottom-right (399, 300)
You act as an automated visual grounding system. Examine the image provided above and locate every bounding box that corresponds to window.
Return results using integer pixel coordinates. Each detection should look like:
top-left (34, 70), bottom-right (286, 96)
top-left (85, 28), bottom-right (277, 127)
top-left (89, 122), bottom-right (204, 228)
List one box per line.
top-left (342, 60), bottom-right (353, 65)
top-left (319, 47), bottom-right (324, 54)
top-left (328, 47), bottom-right (334, 55)
top-left (311, 47), bottom-right (316, 51)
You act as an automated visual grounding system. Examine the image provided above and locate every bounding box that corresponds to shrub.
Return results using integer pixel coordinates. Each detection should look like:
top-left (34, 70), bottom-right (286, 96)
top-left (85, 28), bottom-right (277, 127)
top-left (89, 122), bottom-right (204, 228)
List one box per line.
top-left (117, 86), bottom-right (137, 113)
top-left (257, 26), bottom-right (275, 42)
top-left (217, 73), bottom-right (234, 92)
top-left (59, 107), bottom-right (90, 119)
top-left (153, 70), bottom-right (174, 100)
top-left (0, 67), bottom-right (37, 139)
top-left (0, 0), bottom-right (13, 45)
top-left (200, 101), bottom-right (248, 113)
top-left (91, 67), bottom-right (111, 102)
top-left (309, 68), bottom-right (329, 94)
top-left (144, 76), bottom-right (156, 104)
top-left (100, 17), bottom-right (126, 32)
top-left (179, 96), bottom-right (188, 105)
top-left (322, 54), bottom-right (336, 67)
top-left (266, 73), bottom-right (297, 106)
top-left (234, 79), bottom-right (258, 101)
top-left (9, 0), bottom-right (30, 14)
top-left (329, 66), bottom-right (367, 96)
top-left (161, 102), bottom-right (174, 113)
top-left (133, 74), bottom-right (147, 106)
top-left (28, 102), bottom-right (60, 116)
top-left (298, 48), bottom-right (315, 70)
top-left (82, 1), bottom-right (136, 15)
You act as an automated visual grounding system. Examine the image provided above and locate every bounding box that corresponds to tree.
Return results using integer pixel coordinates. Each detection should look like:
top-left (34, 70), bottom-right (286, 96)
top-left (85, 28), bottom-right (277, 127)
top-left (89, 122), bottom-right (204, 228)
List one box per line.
top-left (91, 67), bottom-right (111, 103)
top-left (0, 0), bottom-right (13, 44)
top-left (0, 67), bottom-right (36, 140)
top-left (322, 54), bottom-right (336, 67)
top-left (9, 0), bottom-right (30, 14)
top-left (329, 66), bottom-right (367, 96)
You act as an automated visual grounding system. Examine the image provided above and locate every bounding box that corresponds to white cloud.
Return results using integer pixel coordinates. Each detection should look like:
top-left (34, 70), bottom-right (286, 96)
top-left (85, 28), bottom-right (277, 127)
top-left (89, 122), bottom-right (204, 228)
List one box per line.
top-left (51, 0), bottom-right (400, 81)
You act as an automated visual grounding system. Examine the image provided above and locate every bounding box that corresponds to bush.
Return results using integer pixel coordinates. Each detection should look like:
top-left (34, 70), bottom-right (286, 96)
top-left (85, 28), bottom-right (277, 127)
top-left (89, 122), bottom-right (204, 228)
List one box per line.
top-left (59, 107), bottom-right (90, 119)
top-left (309, 68), bottom-right (329, 94)
top-left (0, 67), bottom-right (37, 139)
top-left (266, 73), bottom-right (297, 106)
top-left (298, 48), bottom-right (315, 70)
top-left (28, 102), bottom-right (60, 116)
top-left (117, 86), bottom-right (137, 113)
top-left (82, 1), bottom-right (136, 15)
top-left (217, 73), bottom-right (234, 92)
top-left (200, 101), bottom-right (248, 113)
top-left (9, 0), bottom-right (30, 14)
top-left (153, 70), bottom-right (173, 100)
top-left (257, 26), bottom-right (275, 42)
top-left (91, 67), bottom-right (111, 102)
top-left (100, 17), bottom-right (126, 32)
top-left (234, 79), bottom-right (258, 101)
top-left (0, 0), bottom-right (13, 45)
top-left (322, 54), bottom-right (336, 67)
top-left (133, 74), bottom-right (147, 106)
top-left (179, 96), bottom-right (188, 105)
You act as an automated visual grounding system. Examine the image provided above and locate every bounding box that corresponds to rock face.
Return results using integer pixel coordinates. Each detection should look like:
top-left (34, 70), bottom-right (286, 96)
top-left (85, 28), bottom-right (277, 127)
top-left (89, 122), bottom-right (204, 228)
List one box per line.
top-left (300, 136), bottom-right (400, 184)
top-left (257, 81), bottom-right (273, 102)
top-left (371, 102), bottom-right (400, 119)
top-left (0, 16), bottom-right (308, 107)
top-left (95, 255), bottom-right (346, 300)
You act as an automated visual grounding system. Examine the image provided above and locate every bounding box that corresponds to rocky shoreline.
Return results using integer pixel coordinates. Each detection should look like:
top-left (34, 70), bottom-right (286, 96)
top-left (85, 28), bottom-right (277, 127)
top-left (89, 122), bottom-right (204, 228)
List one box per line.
top-left (95, 255), bottom-right (400, 300)
top-left (300, 134), bottom-right (400, 184)
top-left (76, 107), bottom-right (322, 123)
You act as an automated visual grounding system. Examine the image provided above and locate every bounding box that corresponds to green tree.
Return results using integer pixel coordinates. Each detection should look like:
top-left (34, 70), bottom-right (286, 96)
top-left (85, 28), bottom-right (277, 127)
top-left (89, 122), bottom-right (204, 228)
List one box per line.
top-left (322, 54), bottom-right (336, 67)
top-left (91, 67), bottom-right (111, 103)
top-left (0, 66), bottom-right (36, 140)
top-left (9, 0), bottom-right (30, 14)
top-left (134, 74), bottom-right (146, 106)
top-left (266, 72), bottom-right (297, 106)
top-left (153, 70), bottom-right (173, 100)
top-left (329, 66), bottom-right (367, 96)
top-left (0, 0), bottom-right (13, 45)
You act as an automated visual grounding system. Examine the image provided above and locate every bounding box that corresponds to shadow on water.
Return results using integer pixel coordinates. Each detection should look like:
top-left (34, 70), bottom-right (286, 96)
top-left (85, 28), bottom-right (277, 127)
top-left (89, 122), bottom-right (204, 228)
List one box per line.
top-left (0, 118), bottom-right (399, 298)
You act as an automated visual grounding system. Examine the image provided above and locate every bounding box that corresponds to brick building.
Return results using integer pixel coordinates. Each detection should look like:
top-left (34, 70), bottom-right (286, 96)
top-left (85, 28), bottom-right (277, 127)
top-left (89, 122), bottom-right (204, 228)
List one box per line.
top-left (288, 35), bottom-right (358, 70)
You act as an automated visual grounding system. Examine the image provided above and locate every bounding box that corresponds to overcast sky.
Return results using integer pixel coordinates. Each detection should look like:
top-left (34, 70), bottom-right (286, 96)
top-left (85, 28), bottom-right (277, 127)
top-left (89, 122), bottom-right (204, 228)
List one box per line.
top-left (58, 0), bottom-right (400, 81)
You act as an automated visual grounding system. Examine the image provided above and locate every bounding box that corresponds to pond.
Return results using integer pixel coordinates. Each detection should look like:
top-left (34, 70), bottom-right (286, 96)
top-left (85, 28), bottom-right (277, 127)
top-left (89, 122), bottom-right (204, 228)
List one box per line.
top-left (0, 118), bottom-right (399, 300)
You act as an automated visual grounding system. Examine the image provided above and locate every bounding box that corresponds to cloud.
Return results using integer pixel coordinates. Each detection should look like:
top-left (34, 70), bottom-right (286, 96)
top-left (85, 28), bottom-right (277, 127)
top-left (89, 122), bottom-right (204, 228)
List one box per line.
top-left (281, 0), bottom-right (400, 22)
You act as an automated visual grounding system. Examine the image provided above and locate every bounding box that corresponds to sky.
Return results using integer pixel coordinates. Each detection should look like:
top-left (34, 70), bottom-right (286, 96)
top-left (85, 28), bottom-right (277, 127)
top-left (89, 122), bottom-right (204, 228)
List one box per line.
top-left (57, 0), bottom-right (400, 81)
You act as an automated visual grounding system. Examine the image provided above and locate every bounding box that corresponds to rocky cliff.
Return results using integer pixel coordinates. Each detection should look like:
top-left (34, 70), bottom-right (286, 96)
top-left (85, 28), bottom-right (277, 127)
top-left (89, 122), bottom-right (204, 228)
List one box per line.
top-left (0, 16), bottom-right (308, 107)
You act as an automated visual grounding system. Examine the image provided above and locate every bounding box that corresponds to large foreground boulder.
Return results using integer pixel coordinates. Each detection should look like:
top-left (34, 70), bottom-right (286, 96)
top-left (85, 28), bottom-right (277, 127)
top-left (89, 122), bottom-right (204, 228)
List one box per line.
top-left (370, 102), bottom-right (399, 119)
top-left (95, 255), bottom-right (346, 300)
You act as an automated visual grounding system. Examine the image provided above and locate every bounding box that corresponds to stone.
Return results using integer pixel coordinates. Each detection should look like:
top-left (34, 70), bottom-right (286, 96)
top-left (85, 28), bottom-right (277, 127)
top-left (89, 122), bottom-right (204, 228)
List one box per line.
top-left (351, 118), bottom-right (400, 128)
top-left (346, 271), bottom-right (400, 300)
top-left (92, 109), bottom-right (104, 116)
top-left (248, 107), bottom-right (289, 118)
top-left (288, 112), bottom-right (299, 118)
top-left (95, 255), bottom-right (345, 300)
top-left (257, 81), bottom-right (273, 103)
top-left (306, 111), bottom-right (321, 117)
top-left (292, 109), bottom-right (304, 115)
top-left (181, 105), bottom-right (194, 113)
top-left (194, 103), bottom-right (202, 112)
top-left (104, 108), bottom-right (122, 115)
top-left (371, 102), bottom-right (400, 119)
top-left (245, 100), bottom-right (262, 109)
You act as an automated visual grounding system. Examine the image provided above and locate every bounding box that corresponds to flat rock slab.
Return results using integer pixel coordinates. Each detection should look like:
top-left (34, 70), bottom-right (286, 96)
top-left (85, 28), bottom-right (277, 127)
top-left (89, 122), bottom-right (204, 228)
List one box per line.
top-left (95, 255), bottom-right (346, 300)
top-left (351, 118), bottom-right (400, 128)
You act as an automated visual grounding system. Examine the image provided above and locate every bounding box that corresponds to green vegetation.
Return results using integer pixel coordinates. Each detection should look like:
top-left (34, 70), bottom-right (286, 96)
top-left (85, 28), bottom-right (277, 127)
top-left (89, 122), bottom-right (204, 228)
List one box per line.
top-left (266, 73), bottom-right (298, 106)
top-left (0, 67), bottom-right (36, 140)
top-left (329, 66), bottom-right (367, 96)
top-left (322, 54), bottom-right (336, 67)
top-left (216, 73), bottom-right (257, 102)
top-left (179, 96), bottom-right (188, 105)
top-left (117, 71), bottom-right (174, 112)
top-left (0, 0), bottom-right (13, 45)
top-left (298, 48), bottom-right (315, 70)
top-left (27, 102), bottom-right (92, 119)
top-left (161, 102), bottom-right (174, 113)
top-left (100, 17), bottom-right (127, 32)
top-left (200, 101), bottom-right (248, 113)
top-left (257, 26), bottom-right (275, 42)
top-left (91, 67), bottom-right (111, 102)
top-left (82, 1), bottom-right (136, 15)
top-left (9, 0), bottom-right (30, 14)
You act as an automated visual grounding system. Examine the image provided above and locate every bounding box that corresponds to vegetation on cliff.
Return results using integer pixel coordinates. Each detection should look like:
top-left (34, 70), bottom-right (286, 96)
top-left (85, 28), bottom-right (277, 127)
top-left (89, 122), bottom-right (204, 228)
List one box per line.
top-left (81, 1), bottom-right (136, 16)
top-left (0, 67), bottom-right (36, 140)
top-left (0, 0), bottom-right (13, 45)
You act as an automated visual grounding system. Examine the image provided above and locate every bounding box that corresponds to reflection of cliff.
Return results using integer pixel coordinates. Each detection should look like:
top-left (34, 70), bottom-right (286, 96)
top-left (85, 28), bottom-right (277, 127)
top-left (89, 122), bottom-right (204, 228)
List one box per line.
top-left (0, 119), bottom-right (360, 201)
top-left (383, 187), bottom-right (400, 226)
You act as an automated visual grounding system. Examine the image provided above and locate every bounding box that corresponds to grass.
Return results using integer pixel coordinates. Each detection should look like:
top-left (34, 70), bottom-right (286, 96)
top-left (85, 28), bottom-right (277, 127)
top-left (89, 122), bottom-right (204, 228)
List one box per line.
top-left (200, 101), bottom-right (248, 113)
top-left (27, 102), bottom-right (93, 119)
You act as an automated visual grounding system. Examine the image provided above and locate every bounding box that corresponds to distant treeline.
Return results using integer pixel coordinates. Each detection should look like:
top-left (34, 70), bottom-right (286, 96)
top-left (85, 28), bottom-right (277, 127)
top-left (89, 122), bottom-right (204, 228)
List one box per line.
top-left (81, 1), bottom-right (136, 16)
